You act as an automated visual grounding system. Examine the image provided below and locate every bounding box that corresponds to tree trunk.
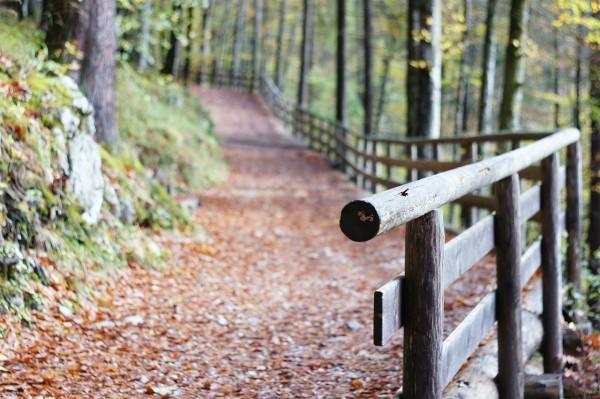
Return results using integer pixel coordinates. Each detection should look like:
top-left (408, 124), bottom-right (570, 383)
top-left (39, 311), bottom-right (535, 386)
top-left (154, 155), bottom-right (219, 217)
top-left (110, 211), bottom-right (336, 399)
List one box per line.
top-left (182, 6), bottom-right (195, 84)
top-left (137, 0), bottom-right (152, 71)
top-left (454, 0), bottom-right (472, 136)
top-left (363, 0), bottom-right (373, 135)
top-left (198, 0), bottom-right (212, 83)
top-left (573, 27), bottom-right (583, 130)
top-left (297, 0), bottom-right (311, 108)
top-left (375, 54), bottom-right (392, 135)
top-left (214, 0), bottom-right (233, 73)
top-left (79, 0), bottom-right (118, 143)
top-left (590, 34), bottom-right (600, 273)
top-left (478, 0), bottom-right (498, 134)
top-left (161, 2), bottom-right (183, 78)
top-left (273, 0), bottom-right (287, 88)
top-left (336, 0), bottom-right (346, 126)
top-left (252, 0), bottom-right (263, 85)
top-left (232, 0), bottom-right (247, 77)
top-left (406, 0), bottom-right (442, 139)
top-left (553, 27), bottom-right (560, 128)
top-left (498, 0), bottom-right (529, 131)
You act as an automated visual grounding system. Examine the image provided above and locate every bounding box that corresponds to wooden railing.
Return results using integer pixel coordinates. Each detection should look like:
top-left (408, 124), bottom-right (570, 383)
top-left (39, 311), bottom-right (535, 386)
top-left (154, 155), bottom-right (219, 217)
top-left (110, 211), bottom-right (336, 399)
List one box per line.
top-left (206, 66), bottom-right (583, 398)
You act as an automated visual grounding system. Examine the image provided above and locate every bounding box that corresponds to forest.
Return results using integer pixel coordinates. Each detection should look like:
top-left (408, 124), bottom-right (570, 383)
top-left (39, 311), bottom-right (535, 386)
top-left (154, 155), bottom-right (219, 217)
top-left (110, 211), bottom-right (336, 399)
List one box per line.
top-left (0, 0), bottom-right (598, 397)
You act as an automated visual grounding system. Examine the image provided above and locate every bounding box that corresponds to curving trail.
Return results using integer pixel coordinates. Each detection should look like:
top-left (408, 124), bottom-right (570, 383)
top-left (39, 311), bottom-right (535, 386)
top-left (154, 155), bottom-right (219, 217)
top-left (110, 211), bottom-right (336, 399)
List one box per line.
top-left (0, 88), bottom-right (495, 398)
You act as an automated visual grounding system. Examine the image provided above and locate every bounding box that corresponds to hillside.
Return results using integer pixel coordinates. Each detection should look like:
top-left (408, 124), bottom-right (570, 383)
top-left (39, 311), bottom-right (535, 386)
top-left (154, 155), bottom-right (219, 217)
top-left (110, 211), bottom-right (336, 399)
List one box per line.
top-left (0, 14), bottom-right (226, 319)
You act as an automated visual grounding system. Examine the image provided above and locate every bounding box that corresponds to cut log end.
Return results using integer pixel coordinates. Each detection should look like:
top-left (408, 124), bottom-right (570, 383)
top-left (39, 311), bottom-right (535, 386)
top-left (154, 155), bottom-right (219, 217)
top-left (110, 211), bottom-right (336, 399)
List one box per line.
top-left (339, 200), bottom-right (380, 242)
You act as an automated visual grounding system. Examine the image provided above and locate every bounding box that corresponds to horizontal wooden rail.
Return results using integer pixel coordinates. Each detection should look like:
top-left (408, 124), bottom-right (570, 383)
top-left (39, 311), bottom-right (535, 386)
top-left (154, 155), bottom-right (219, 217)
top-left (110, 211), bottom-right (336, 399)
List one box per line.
top-left (339, 128), bottom-right (578, 242)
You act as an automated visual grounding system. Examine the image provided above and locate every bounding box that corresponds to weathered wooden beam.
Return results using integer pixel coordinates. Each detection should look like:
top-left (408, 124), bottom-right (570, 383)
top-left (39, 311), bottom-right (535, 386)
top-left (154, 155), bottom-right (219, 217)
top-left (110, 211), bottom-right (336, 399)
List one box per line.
top-left (374, 276), bottom-right (403, 346)
top-left (524, 373), bottom-right (563, 399)
top-left (566, 142), bottom-right (582, 293)
top-left (339, 129), bottom-right (579, 242)
top-left (403, 210), bottom-right (444, 399)
top-left (443, 214), bottom-right (495, 288)
top-left (494, 173), bottom-right (524, 399)
top-left (541, 153), bottom-right (563, 373)
top-left (376, 237), bottom-right (542, 349)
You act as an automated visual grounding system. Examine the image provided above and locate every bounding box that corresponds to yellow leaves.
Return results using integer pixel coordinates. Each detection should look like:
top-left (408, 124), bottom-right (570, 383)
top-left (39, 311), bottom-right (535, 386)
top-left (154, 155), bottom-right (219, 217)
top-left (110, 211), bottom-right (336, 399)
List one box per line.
top-left (408, 59), bottom-right (430, 70)
top-left (511, 39), bottom-right (521, 48)
top-left (410, 28), bottom-right (432, 44)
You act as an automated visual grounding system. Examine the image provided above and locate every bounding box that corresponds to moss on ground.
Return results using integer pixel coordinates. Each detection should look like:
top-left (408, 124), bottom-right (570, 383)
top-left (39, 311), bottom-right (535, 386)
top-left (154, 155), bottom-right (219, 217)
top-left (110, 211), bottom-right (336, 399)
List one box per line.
top-left (0, 13), bottom-right (225, 319)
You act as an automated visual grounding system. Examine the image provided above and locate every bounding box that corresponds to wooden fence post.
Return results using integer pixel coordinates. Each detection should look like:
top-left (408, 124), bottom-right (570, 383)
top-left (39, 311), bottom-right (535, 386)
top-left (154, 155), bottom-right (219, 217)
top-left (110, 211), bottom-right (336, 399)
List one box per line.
top-left (566, 142), bottom-right (582, 293)
top-left (386, 141), bottom-right (392, 181)
top-left (403, 209), bottom-right (444, 399)
top-left (541, 152), bottom-right (563, 373)
top-left (461, 142), bottom-right (477, 227)
top-left (494, 173), bottom-right (524, 399)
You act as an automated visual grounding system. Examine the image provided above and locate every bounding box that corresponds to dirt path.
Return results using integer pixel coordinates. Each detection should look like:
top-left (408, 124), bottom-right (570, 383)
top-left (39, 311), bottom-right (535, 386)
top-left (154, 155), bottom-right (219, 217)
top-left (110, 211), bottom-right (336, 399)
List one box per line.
top-left (0, 88), bottom-right (494, 398)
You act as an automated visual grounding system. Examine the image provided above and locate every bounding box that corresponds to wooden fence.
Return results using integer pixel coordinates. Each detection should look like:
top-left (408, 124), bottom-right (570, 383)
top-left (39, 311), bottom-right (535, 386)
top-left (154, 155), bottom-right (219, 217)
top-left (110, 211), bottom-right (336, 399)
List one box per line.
top-left (205, 66), bottom-right (582, 398)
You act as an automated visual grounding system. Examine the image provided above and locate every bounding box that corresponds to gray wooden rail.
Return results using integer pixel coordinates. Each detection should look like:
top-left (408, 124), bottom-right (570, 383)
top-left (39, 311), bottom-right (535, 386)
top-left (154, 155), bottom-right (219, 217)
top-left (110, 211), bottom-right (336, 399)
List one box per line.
top-left (205, 66), bottom-right (582, 398)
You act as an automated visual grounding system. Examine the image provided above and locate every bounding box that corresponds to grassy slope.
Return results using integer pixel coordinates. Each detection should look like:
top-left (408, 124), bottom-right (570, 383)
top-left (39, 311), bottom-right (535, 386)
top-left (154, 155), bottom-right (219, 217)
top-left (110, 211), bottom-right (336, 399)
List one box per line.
top-left (0, 14), bottom-right (225, 320)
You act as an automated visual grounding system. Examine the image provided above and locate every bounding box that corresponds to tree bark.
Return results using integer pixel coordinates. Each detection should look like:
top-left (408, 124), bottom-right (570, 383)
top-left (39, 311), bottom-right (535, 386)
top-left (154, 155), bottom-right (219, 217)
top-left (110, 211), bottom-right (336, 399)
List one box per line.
top-left (198, 0), bottom-right (212, 83)
top-left (137, 0), bottom-right (152, 71)
top-left (336, 0), bottom-right (346, 126)
top-left (297, 0), bottom-right (311, 108)
top-left (553, 27), bottom-right (560, 128)
top-left (375, 54), bottom-right (392, 134)
top-left (252, 0), bottom-right (263, 85)
top-left (406, 0), bottom-right (442, 140)
top-left (79, 0), bottom-right (118, 143)
top-left (363, 0), bottom-right (373, 135)
top-left (478, 0), bottom-right (498, 134)
top-left (274, 0), bottom-right (287, 88)
top-left (590, 33), bottom-right (600, 273)
top-left (573, 26), bottom-right (583, 130)
top-left (232, 0), bottom-right (247, 77)
top-left (454, 0), bottom-right (472, 136)
top-left (498, 0), bottom-right (529, 131)
top-left (161, 2), bottom-right (183, 78)
top-left (182, 6), bottom-right (195, 83)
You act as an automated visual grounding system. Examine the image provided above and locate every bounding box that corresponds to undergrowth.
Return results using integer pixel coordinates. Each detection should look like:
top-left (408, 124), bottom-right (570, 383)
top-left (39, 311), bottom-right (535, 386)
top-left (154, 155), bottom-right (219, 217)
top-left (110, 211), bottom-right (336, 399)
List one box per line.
top-left (0, 13), bottom-right (226, 320)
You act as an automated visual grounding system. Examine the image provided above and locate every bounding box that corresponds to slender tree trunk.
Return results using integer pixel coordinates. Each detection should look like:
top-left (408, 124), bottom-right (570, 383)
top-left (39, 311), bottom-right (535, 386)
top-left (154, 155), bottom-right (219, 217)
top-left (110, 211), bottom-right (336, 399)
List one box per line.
top-left (553, 26), bottom-right (560, 128)
top-left (297, 0), bottom-right (311, 108)
top-left (363, 0), bottom-right (373, 135)
top-left (273, 0), bottom-right (287, 88)
top-left (232, 0), bottom-right (247, 77)
top-left (375, 54), bottom-right (392, 135)
top-left (454, 0), bottom-right (472, 135)
top-left (406, 0), bottom-right (442, 139)
top-left (574, 27), bottom-right (583, 130)
top-left (590, 34), bottom-right (600, 273)
top-left (252, 0), bottom-right (263, 86)
top-left (498, 0), bottom-right (529, 130)
top-left (79, 0), bottom-right (118, 143)
top-left (478, 0), bottom-right (498, 134)
top-left (182, 7), bottom-right (195, 83)
top-left (198, 1), bottom-right (212, 83)
top-left (215, 0), bottom-right (233, 73)
top-left (336, 0), bottom-right (346, 126)
top-left (138, 0), bottom-right (152, 70)
top-left (282, 20), bottom-right (298, 89)
top-left (161, 2), bottom-right (183, 78)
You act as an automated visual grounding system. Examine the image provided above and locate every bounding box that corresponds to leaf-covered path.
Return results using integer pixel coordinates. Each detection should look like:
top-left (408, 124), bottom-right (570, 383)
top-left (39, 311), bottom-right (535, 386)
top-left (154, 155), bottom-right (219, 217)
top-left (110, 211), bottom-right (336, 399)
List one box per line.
top-left (0, 88), bottom-right (496, 398)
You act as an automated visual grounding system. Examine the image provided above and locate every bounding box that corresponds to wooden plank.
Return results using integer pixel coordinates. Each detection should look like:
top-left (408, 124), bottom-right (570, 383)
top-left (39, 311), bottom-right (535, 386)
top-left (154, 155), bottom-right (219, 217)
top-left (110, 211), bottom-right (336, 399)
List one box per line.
top-left (521, 239), bottom-right (542, 287)
top-left (443, 214), bottom-right (495, 289)
top-left (403, 210), bottom-right (445, 399)
top-left (339, 128), bottom-right (579, 242)
top-left (441, 292), bottom-right (496, 387)
top-left (520, 184), bottom-right (542, 223)
top-left (374, 276), bottom-right (403, 346)
top-left (541, 153), bottom-right (563, 373)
